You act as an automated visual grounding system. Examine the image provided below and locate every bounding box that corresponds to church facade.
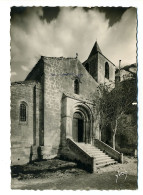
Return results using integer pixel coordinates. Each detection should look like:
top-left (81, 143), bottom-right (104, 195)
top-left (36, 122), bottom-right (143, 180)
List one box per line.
top-left (11, 42), bottom-right (116, 167)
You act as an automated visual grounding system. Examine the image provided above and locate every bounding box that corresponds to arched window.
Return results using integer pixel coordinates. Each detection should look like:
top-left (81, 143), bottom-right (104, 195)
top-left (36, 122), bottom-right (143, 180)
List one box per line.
top-left (74, 79), bottom-right (79, 94)
top-left (105, 62), bottom-right (109, 79)
top-left (20, 103), bottom-right (27, 122)
top-left (85, 63), bottom-right (89, 72)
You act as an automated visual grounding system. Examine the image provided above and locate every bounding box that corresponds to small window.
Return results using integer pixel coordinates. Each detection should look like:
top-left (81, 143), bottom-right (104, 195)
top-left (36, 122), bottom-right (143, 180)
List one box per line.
top-left (20, 103), bottom-right (27, 122)
top-left (105, 62), bottom-right (109, 79)
top-left (85, 63), bottom-right (89, 72)
top-left (74, 79), bottom-right (79, 94)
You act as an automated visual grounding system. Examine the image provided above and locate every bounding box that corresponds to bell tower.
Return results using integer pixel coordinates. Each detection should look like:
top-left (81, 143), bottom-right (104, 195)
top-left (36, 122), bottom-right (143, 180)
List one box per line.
top-left (83, 41), bottom-right (115, 85)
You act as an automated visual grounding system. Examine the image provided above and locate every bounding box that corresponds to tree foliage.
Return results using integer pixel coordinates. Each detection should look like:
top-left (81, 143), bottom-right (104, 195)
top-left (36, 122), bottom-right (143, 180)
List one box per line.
top-left (94, 77), bottom-right (137, 149)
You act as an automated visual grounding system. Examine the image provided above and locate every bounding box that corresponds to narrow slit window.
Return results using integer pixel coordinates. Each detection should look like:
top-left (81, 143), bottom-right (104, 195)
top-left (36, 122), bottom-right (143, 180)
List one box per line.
top-left (74, 79), bottom-right (79, 94)
top-left (20, 103), bottom-right (27, 122)
top-left (105, 62), bottom-right (109, 79)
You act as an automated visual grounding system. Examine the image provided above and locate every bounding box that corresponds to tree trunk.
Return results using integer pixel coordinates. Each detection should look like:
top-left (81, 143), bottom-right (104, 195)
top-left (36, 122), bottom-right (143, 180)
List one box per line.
top-left (113, 133), bottom-right (116, 150)
top-left (113, 119), bottom-right (118, 150)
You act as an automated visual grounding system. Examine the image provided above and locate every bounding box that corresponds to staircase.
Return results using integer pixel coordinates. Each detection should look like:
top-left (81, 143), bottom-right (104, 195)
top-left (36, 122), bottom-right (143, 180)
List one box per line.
top-left (76, 142), bottom-right (117, 168)
top-left (66, 138), bottom-right (123, 172)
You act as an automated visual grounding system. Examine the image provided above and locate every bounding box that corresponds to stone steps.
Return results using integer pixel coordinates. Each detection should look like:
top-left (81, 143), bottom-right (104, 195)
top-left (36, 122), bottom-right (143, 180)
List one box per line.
top-left (96, 160), bottom-right (118, 168)
top-left (94, 156), bottom-right (112, 160)
top-left (76, 142), bottom-right (117, 169)
top-left (84, 149), bottom-right (101, 152)
top-left (95, 158), bottom-right (115, 164)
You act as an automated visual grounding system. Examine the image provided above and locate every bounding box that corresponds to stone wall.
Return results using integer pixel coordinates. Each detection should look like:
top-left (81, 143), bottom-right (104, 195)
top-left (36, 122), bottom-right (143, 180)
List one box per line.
top-left (83, 54), bottom-right (98, 82)
top-left (98, 53), bottom-right (115, 85)
top-left (41, 57), bottom-right (99, 158)
top-left (11, 56), bottom-right (100, 162)
top-left (83, 52), bottom-right (115, 87)
top-left (11, 81), bottom-right (42, 165)
top-left (25, 58), bottom-right (45, 147)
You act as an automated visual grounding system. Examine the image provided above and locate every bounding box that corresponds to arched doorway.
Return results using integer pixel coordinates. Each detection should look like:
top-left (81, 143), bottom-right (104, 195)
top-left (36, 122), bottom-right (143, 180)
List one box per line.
top-left (72, 104), bottom-right (93, 143)
top-left (72, 112), bottom-right (84, 142)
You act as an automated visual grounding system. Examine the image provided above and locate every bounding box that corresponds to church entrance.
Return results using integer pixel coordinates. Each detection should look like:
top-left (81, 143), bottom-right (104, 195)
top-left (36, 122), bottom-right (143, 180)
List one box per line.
top-left (72, 108), bottom-right (92, 143)
top-left (78, 119), bottom-right (84, 142)
top-left (72, 112), bottom-right (84, 142)
top-left (61, 97), bottom-right (94, 146)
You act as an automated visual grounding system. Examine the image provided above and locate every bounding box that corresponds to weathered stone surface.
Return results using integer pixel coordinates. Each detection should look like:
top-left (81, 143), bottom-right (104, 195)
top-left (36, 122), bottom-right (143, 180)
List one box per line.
top-left (11, 43), bottom-right (120, 165)
top-left (11, 81), bottom-right (42, 165)
top-left (41, 57), bottom-right (99, 158)
top-left (83, 42), bottom-right (115, 86)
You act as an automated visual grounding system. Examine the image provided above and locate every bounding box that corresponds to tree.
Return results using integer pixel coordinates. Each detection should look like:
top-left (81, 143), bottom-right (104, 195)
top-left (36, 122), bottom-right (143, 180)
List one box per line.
top-left (94, 77), bottom-right (137, 150)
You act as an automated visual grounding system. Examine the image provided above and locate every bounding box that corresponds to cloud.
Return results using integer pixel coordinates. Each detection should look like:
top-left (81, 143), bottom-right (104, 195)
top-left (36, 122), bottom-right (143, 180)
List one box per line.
top-left (11, 72), bottom-right (17, 76)
top-left (11, 71), bottom-right (17, 81)
top-left (11, 7), bottom-right (136, 82)
top-left (100, 7), bottom-right (137, 67)
top-left (21, 65), bottom-right (30, 72)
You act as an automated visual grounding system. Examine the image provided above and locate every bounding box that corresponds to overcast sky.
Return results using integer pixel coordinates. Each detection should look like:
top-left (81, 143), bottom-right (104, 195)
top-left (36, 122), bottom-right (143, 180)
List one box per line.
top-left (10, 7), bottom-right (137, 82)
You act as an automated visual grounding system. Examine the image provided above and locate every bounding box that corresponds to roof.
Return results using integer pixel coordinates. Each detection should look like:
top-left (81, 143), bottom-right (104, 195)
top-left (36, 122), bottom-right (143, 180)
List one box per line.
top-left (11, 80), bottom-right (39, 86)
top-left (84, 41), bottom-right (115, 66)
top-left (115, 63), bottom-right (137, 74)
top-left (121, 63), bottom-right (137, 72)
top-left (88, 41), bottom-right (103, 59)
top-left (43, 56), bottom-right (77, 60)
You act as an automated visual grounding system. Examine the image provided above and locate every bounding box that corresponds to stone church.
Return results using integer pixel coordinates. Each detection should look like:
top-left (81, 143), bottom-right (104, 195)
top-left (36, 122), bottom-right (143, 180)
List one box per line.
top-left (11, 42), bottom-right (123, 172)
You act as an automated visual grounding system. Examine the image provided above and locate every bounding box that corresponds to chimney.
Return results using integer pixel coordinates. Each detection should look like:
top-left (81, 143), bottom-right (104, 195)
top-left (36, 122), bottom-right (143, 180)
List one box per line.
top-left (119, 60), bottom-right (121, 70)
top-left (119, 60), bottom-right (121, 78)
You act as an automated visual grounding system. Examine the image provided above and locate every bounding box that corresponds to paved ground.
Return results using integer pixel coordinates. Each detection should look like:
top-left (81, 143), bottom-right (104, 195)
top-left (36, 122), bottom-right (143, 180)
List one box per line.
top-left (11, 156), bottom-right (137, 190)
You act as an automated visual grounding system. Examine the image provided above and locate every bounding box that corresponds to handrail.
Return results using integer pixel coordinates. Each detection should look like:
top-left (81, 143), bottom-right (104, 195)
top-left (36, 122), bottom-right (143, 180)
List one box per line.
top-left (66, 138), bottom-right (94, 172)
top-left (94, 139), bottom-right (123, 163)
top-left (95, 139), bottom-right (121, 154)
top-left (67, 138), bottom-right (93, 159)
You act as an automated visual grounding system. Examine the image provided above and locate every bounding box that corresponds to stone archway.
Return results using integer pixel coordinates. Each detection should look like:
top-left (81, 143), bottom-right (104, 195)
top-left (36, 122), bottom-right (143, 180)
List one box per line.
top-left (61, 95), bottom-right (95, 148)
top-left (72, 103), bottom-right (93, 144)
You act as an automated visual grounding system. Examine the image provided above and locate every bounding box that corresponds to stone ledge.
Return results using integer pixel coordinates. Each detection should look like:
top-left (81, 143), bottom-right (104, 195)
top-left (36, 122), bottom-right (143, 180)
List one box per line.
top-left (94, 139), bottom-right (123, 163)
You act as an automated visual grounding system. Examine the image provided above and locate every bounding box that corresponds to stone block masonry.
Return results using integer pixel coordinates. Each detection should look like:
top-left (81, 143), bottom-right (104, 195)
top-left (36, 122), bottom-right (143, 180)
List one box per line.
top-left (10, 41), bottom-right (132, 168)
top-left (41, 57), bottom-right (99, 159)
top-left (11, 81), bottom-right (42, 165)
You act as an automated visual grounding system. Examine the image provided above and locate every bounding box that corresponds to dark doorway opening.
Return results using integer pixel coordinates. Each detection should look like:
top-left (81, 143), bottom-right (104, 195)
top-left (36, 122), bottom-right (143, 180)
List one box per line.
top-left (78, 119), bottom-right (84, 142)
top-left (72, 112), bottom-right (84, 143)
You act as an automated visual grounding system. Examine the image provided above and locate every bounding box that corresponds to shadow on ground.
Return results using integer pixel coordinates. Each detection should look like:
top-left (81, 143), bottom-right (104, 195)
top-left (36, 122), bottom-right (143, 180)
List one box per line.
top-left (11, 156), bottom-right (138, 190)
